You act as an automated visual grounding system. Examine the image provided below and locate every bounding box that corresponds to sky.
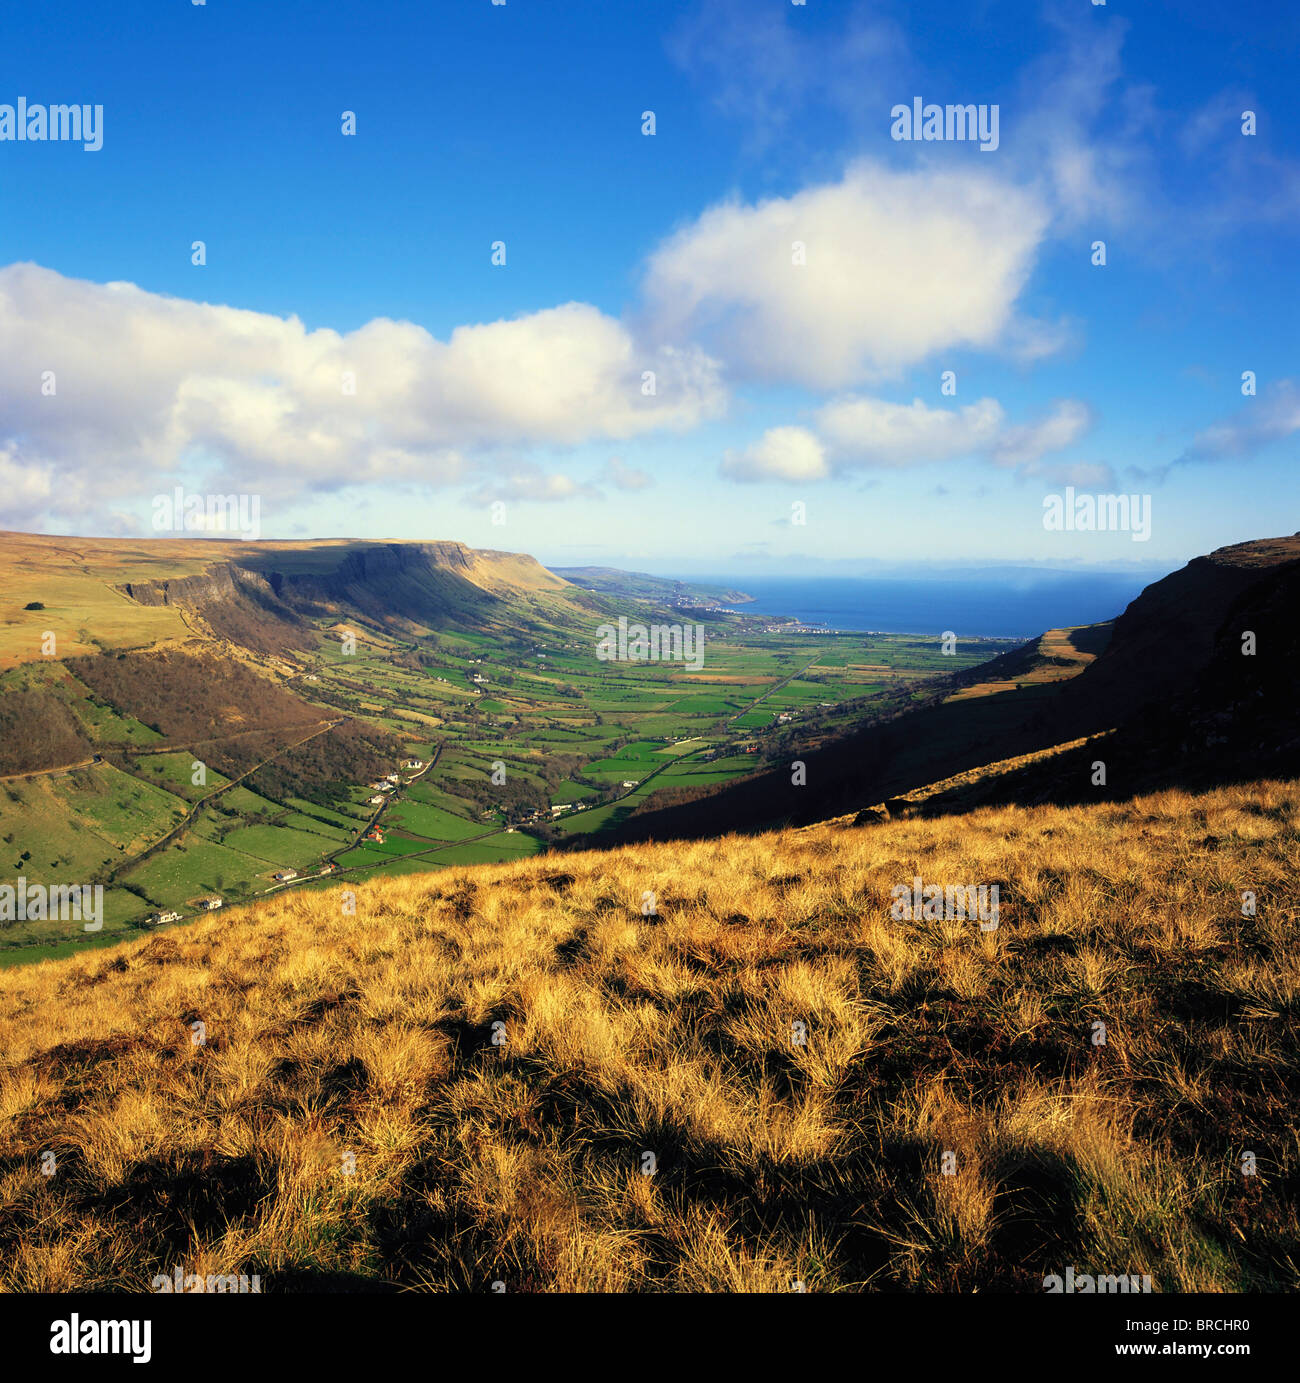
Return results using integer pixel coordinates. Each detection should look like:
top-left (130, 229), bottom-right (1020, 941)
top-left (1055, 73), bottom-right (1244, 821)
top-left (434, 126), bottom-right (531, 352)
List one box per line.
top-left (0, 0), bottom-right (1297, 577)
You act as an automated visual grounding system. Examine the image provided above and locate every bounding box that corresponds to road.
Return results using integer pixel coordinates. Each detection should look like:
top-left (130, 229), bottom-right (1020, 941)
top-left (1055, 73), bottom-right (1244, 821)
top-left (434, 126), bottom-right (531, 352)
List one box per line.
top-left (4, 649), bottom-right (824, 951)
top-left (0, 754), bottom-right (103, 783)
top-left (722, 650), bottom-right (823, 728)
top-left (101, 717), bottom-right (348, 888)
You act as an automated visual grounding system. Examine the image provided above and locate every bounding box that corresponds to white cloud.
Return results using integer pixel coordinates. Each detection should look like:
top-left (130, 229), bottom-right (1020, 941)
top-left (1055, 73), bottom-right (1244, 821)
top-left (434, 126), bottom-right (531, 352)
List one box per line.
top-left (725, 396), bottom-right (1093, 482)
top-left (0, 263), bottom-right (726, 526)
top-left (666, 0), bottom-right (908, 155)
top-left (1178, 380), bottom-right (1300, 464)
top-left (990, 399), bottom-right (1093, 468)
top-left (643, 161), bottom-right (1054, 389)
top-left (722, 426), bottom-right (827, 483)
top-left (815, 396), bottom-right (1005, 467)
top-left (0, 441), bottom-right (56, 525)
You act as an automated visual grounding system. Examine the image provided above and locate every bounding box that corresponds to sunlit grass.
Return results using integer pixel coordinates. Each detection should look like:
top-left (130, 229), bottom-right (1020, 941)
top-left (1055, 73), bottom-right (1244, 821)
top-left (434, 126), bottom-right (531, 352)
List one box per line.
top-left (1, 779), bottom-right (1297, 1292)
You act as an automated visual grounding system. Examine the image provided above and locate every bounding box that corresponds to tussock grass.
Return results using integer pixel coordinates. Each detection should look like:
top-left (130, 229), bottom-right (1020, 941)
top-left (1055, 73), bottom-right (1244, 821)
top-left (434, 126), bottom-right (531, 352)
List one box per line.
top-left (2, 780), bottom-right (1298, 1292)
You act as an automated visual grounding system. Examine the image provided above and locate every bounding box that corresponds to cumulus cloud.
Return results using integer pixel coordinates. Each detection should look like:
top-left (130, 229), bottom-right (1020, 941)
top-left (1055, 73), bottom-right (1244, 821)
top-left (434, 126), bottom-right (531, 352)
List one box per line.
top-left (0, 440), bottom-right (57, 526)
top-left (722, 426), bottom-right (827, 483)
top-left (815, 396), bottom-right (1004, 468)
top-left (724, 396), bottom-right (1094, 483)
top-left (990, 399), bottom-right (1093, 468)
top-left (642, 161), bottom-right (1055, 389)
top-left (0, 262), bottom-right (725, 526)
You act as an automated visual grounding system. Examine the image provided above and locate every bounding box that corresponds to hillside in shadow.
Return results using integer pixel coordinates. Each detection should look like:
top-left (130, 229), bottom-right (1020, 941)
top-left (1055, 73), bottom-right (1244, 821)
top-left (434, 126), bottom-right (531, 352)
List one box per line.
top-left (600, 535), bottom-right (1300, 844)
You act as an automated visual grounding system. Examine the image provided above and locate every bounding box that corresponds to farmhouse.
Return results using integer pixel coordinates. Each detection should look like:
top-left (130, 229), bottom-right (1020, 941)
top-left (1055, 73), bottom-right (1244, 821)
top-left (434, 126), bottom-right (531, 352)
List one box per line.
top-left (273, 870), bottom-right (297, 883)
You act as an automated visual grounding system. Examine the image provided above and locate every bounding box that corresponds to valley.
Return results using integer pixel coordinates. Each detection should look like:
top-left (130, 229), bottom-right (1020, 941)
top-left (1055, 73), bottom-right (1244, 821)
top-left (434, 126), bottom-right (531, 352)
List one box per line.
top-left (0, 533), bottom-right (1013, 961)
top-left (3, 529), bottom-right (1298, 1301)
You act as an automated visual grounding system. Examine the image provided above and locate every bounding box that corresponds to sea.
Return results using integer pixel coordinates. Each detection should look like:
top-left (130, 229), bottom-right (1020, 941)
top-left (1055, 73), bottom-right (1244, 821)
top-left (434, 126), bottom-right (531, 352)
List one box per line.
top-left (706, 573), bottom-right (1158, 640)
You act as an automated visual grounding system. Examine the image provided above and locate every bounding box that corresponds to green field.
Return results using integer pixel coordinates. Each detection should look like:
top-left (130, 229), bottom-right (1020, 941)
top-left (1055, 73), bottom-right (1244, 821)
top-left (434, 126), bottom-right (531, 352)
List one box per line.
top-left (4, 603), bottom-right (1015, 961)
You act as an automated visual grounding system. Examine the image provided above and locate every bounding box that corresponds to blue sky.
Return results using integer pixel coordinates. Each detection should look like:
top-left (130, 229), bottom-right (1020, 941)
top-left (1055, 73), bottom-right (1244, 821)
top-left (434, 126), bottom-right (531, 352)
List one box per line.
top-left (0, 0), bottom-right (1296, 575)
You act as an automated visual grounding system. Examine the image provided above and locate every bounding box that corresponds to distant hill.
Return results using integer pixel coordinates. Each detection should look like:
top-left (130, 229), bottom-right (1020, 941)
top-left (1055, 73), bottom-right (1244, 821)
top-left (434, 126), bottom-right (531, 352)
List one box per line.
top-left (6, 528), bottom-right (1298, 841)
top-left (0, 533), bottom-right (620, 781)
top-left (549, 566), bottom-right (753, 608)
top-left (0, 533), bottom-right (612, 671)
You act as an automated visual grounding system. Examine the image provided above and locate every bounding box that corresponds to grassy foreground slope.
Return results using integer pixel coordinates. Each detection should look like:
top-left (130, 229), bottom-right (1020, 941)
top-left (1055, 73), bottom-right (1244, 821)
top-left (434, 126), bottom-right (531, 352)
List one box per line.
top-left (2, 781), bottom-right (1298, 1292)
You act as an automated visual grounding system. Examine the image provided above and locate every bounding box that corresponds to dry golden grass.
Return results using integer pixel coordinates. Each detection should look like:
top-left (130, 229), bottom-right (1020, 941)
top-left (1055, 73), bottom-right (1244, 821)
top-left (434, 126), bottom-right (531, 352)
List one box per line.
top-left (2, 779), bottom-right (1298, 1292)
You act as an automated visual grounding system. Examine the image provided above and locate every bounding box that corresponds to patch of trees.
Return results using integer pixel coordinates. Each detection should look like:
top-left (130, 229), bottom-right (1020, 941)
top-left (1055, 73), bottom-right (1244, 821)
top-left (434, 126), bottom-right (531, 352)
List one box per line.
top-left (247, 720), bottom-right (405, 806)
top-left (68, 649), bottom-right (320, 748)
top-left (0, 689), bottom-right (91, 775)
top-left (442, 772), bottom-right (550, 822)
top-left (438, 750), bottom-right (584, 825)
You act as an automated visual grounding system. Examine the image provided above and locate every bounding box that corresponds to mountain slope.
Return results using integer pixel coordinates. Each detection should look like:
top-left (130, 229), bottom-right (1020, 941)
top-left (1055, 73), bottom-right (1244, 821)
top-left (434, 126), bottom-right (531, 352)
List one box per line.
top-left (606, 535), bottom-right (1300, 842)
top-left (3, 776), bottom-right (1296, 1292)
top-left (0, 533), bottom-right (599, 671)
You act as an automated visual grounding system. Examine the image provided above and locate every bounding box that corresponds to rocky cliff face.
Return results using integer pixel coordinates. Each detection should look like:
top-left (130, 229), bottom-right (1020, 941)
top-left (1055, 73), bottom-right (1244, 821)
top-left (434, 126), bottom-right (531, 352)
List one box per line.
top-left (120, 562), bottom-right (245, 608)
top-left (117, 539), bottom-right (580, 649)
top-left (119, 562), bottom-right (314, 653)
top-left (872, 533), bottom-right (1300, 809)
top-left (248, 543), bottom-right (510, 630)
